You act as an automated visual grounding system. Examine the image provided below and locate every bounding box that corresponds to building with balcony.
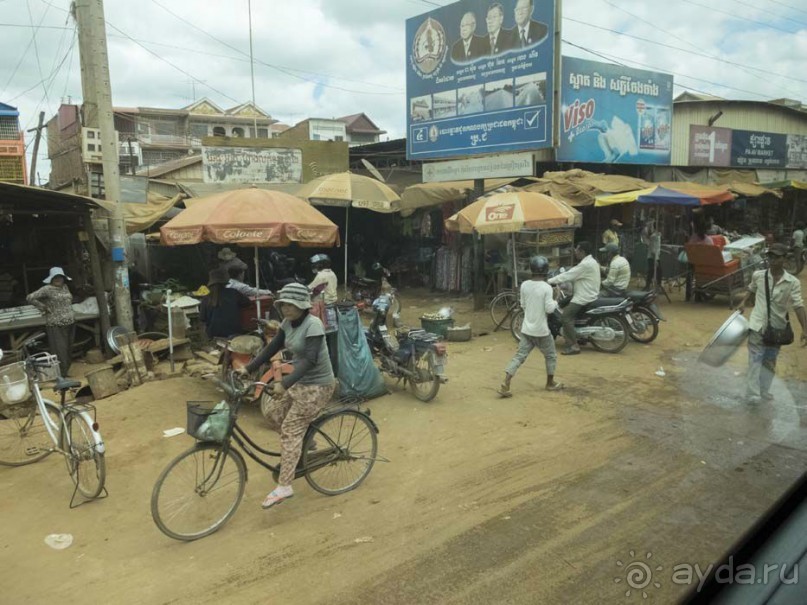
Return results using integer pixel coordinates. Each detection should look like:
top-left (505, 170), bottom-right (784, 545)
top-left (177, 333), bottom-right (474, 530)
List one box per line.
top-left (338, 113), bottom-right (387, 146)
top-left (47, 99), bottom-right (289, 195)
top-left (0, 103), bottom-right (27, 184)
top-left (278, 113), bottom-right (387, 147)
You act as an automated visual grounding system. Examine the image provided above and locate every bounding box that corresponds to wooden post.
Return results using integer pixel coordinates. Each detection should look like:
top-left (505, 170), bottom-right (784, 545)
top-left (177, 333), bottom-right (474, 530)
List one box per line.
top-left (471, 178), bottom-right (485, 310)
top-left (27, 111), bottom-right (46, 186)
top-left (84, 211), bottom-right (112, 352)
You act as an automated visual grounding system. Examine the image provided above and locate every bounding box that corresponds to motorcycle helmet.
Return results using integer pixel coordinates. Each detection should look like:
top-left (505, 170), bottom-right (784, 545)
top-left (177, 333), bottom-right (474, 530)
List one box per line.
top-left (310, 253), bottom-right (331, 270)
top-left (529, 255), bottom-right (550, 275)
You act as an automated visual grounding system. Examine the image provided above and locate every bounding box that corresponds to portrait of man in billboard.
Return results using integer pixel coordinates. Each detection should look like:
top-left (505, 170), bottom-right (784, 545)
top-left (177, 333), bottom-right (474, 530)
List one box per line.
top-left (484, 2), bottom-right (516, 55)
top-left (513, 0), bottom-right (548, 48)
top-left (451, 11), bottom-right (488, 62)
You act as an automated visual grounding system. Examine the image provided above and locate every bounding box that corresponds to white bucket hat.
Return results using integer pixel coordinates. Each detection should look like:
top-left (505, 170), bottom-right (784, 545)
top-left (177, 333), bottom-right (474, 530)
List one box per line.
top-left (43, 267), bottom-right (71, 284)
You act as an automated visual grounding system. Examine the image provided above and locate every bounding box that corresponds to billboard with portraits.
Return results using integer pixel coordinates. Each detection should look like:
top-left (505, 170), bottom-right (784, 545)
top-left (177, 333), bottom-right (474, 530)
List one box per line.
top-left (405, 0), bottom-right (556, 160)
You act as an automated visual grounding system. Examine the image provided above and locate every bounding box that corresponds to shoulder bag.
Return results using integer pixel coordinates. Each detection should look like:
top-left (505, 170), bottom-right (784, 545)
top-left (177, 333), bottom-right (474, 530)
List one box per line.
top-left (762, 272), bottom-right (794, 346)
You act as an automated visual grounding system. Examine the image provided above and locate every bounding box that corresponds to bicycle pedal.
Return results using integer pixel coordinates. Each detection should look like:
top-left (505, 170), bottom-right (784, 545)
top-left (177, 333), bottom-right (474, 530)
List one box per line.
top-left (24, 447), bottom-right (40, 456)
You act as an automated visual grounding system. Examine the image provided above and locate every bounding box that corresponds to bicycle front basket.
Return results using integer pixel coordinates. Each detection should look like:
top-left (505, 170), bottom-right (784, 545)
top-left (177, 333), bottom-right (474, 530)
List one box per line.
top-left (0, 362), bottom-right (31, 404)
top-left (186, 401), bottom-right (231, 443)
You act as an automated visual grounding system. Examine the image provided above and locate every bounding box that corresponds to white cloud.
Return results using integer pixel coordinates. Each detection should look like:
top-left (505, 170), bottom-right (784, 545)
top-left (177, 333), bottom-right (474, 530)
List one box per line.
top-left (1, 0), bottom-right (806, 183)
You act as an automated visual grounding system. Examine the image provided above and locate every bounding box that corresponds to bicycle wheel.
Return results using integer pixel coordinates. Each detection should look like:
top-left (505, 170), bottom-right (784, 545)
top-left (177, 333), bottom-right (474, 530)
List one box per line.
top-left (490, 291), bottom-right (517, 331)
top-left (0, 400), bottom-right (60, 466)
top-left (510, 308), bottom-right (524, 342)
top-left (408, 349), bottom-right (440, 402)
top-left (151, 444), bottom-right (246, 542)
top-left (303, 411), bottom-right (378, 496)
top-left (63, 413), bottom-right (106, 499)
top-left (589, 316), bottom-right (629, 354)
top-left (628, 308), bottom-right (659, 344)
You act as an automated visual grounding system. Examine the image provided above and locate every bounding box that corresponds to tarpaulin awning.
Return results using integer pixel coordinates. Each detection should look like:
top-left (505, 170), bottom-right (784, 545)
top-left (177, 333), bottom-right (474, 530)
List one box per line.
top-left (399, 178), bottom-right (523, 216)
top-left (518, 169), bottom-right (651, 207)
top-left (93, 193), bottom-right (184, 233)
top-left (758, 179), bottom-right (807, 191)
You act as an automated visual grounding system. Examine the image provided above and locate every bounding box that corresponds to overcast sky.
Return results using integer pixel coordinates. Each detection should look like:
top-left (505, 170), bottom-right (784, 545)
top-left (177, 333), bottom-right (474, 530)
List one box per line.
top-left (2, 0), bottom-right (806, 184)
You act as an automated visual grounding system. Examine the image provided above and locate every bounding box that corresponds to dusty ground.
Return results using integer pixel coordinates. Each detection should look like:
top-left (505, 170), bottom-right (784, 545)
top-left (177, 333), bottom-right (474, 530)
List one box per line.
top-left (2, 280), bottom-right (807, 605)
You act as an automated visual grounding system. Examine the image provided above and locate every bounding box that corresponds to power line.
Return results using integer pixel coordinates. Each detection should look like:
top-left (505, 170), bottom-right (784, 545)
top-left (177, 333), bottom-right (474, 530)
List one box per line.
top-left (149, 0), bottom-right (400, 96)
top-left (563, 39), bottom-right (770, 100)
top-left (564, 16), bottom-right (807, 88)
top-left (597, 0), bottom-right (807, 100)
top-left (0, 4), bottom-right (54, 98)
top-left (764, 0), bottom-right (807, 18)
top-left (26, 0), bottom-right (53, 111)
top-left (677, 0), bottom-right (802, 35)
top-left (0, 23), bottom-right (72, 29)
top-left (104, 20), bottom-right (242, 104)
top-left (734, 0), bottom-right (807, 28)
top-left (7, 28), bottom-right (75, 103)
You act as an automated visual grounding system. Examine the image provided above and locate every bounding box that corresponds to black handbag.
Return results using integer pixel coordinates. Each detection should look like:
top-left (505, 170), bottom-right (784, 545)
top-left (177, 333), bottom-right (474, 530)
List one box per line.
top-left (762, 272), bottom-right (794, 346)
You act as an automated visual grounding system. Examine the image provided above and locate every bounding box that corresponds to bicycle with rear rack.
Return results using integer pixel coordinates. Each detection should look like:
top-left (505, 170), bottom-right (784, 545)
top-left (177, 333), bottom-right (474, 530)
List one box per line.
top-left (0, 333), bottom-right (106, 508)
top-left (151, 371), bottom-right (381, 541)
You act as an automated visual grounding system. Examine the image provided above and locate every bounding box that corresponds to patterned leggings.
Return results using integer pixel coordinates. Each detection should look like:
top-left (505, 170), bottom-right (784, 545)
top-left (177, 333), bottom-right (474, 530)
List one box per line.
top-left (261, 381), bottom-right (336, 486)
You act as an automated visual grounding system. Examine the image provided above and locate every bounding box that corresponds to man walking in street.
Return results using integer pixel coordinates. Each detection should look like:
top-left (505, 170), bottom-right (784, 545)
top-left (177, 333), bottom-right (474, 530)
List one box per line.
top-left (548, 242), bottom-right (601, 355)
top-left (498, 256), bottom-right (563, 397)
top-left (735, 243), bottom-right (807, 404)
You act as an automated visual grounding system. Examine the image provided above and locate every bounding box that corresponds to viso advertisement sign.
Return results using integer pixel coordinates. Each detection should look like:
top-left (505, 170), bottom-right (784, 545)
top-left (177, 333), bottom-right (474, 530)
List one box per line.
top-left (202, 147), bottom-right (303, 184)
top-left (557, 57), bottom-right (674, 165)
top-left (405, 0), bottom-right (555, 160)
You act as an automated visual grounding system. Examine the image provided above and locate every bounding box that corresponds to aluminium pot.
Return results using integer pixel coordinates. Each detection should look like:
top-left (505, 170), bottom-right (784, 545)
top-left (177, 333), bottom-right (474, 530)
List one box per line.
top-left (698, 311), bottom-right (749, 367)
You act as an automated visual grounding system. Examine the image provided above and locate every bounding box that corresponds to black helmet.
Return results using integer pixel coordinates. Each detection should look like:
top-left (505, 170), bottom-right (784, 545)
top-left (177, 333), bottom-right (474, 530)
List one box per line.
top-left (310, 254), bottom-right (330, 268)
top-left (529, 255), bottom-right (549, 275)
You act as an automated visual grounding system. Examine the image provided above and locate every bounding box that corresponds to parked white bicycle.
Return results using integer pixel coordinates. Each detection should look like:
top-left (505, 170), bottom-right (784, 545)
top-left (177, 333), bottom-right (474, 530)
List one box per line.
top-left (0, 333), bottom-right (106, 507)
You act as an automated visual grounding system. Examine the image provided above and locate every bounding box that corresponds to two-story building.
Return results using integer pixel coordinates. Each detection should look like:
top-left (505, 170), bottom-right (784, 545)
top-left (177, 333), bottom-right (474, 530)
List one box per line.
top-left (0, 103), bottom-right (27, 184)
top-left (47, 99), bottom-right (290, 194)
top-left (279, 113), bottom-right (387, 146)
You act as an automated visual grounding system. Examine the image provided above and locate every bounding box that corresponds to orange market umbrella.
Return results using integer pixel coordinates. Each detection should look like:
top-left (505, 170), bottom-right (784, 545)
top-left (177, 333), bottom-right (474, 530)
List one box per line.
top-left (160, 187), bottom-right (339, 317)
top-left (445, 191), bottom-right (581, 287)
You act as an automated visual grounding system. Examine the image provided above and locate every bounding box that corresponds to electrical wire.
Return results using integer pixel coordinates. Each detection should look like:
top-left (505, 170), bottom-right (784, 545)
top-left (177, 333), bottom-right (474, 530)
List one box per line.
top-left (764, 0), bottom-right (807, 18)
top-left (564, 16), bottom-right (807, 88)
top-left (7, 27), bottom-right (75, 103)
top-left (562, 39), bottom-right (770, 100)
top-left (596, 0), bottom-right (807, 100)
top-left (733, 0), bottom-right (807, 29)
top-left (149, 0), bottom-right (401, 96)
top-left (677, 0), bottom-right (802, 35)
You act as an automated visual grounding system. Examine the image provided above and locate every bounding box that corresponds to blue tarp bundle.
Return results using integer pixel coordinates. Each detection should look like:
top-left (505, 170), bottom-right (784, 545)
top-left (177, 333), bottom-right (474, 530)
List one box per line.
top-left (336, 305), bottom-right (387, 399)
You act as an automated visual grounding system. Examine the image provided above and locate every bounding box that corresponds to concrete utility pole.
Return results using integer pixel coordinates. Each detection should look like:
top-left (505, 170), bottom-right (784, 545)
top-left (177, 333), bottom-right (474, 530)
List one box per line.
top-left (27, 111), bottom-right (46, 186)
top-left (73, 0), bottom-right (134, 331)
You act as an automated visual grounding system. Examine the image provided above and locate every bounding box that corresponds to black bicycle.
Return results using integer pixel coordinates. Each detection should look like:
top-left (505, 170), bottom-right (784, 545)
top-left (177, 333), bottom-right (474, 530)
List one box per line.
top-left (151, 373), bottom-right (380, 541)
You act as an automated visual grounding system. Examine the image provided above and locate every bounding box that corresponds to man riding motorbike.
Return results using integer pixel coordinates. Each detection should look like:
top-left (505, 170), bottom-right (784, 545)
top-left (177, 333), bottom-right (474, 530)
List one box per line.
top-left (548, 241), bottom-right (601, 355)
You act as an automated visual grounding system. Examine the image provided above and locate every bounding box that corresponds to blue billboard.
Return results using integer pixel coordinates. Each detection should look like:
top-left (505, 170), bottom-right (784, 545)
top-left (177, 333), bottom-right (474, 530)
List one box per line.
top-left (557, 57), bottom-right (674, 165)
top-left (405, 0), bottom-right (556, 160)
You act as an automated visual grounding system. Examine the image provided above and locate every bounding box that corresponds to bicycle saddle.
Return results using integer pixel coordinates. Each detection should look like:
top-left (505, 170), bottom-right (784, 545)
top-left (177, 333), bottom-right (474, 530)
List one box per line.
top-left (54, 377), bottom-right (81, 392)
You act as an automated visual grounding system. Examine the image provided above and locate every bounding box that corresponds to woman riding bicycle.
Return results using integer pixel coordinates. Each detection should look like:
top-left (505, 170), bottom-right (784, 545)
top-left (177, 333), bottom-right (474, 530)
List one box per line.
top-left (240, 283), bottom-right (336, 509)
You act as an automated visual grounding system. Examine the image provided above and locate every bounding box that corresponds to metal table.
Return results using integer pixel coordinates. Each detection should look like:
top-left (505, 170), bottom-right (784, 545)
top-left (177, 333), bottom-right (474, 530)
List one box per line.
top-left (0, 306), bottom-right (101, 352)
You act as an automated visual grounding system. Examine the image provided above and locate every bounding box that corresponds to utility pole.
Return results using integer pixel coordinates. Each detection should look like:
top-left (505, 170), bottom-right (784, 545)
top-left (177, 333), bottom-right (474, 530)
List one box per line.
top-left (27, 111), bottom-right (46, 186)
top-left (73, 0), bottom-right (134, 331)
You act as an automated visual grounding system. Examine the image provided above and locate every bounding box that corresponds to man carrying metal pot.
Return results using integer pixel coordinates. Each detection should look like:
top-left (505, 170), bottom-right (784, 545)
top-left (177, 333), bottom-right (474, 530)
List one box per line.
top-left (735, 243), bottom-right (807, 404)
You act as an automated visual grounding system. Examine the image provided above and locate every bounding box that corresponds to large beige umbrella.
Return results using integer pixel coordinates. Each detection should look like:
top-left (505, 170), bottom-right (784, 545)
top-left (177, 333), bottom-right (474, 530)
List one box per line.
top-left (160, 187), bottom-right (339, 317)
top-left (296, 172), bottom-right (401, 287)
top-left (445, 191), bottom-right (581, 287)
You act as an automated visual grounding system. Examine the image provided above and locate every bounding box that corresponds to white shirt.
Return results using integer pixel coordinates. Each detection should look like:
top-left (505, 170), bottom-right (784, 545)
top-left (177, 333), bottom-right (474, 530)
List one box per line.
top-left (793, 229), bottom-right (805, 247)
top-left (227, 279), bottom-right (272, 298)
top-left (519, 280), bottom-right (557, 338)
top-left (602, 255), bottom-right (631, 291)
top-left (548, 255), bottom-right (601, 305)
top-left (747, 269), bottom-right (804, 333)
top-left (309, 269), bottom-right (338, 304)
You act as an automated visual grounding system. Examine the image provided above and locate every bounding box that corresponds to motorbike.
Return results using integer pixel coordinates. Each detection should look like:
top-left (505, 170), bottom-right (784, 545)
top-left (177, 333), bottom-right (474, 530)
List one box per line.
top-left (215, 318), bottom-right (293, 399)
top-left (365, 295), bottom-right (447, 402)
top-left (602, 287), bottom-right (664, 344)
top-left (511, 274), bottom-right (633, 354)
top-left (350, 263), bottom-right (401, 316)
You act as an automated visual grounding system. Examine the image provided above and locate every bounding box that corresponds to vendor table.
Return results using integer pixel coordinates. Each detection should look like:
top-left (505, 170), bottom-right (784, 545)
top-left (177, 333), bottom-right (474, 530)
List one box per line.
top-left (0, 306), bottom-right (100, 352)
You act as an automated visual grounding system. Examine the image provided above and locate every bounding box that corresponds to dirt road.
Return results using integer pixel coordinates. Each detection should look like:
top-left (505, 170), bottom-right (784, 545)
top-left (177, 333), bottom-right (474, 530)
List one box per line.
top-left (2, 288), bottom-right (807, 604)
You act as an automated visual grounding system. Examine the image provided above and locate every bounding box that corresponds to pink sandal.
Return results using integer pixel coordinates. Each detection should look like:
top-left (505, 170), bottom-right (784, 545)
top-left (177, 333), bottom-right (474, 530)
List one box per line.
top-left (261, 490), bottom-right (294, 509)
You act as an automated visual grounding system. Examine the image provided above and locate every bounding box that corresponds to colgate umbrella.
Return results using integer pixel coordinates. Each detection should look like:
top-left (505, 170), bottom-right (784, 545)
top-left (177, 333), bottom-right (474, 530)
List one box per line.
top-left (160, 187), bottom-right (339, 317)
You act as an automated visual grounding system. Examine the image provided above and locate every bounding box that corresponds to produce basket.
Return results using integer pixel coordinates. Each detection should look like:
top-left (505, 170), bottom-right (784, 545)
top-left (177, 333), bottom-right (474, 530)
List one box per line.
top-left (420, 317), bottom-right (454, 338)
top-left (446, 324), bottom-right (472, 342)
top-left (186, 401), bottom-right (231, 443)
top-left (0, 362), bottom-right (31, 404)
